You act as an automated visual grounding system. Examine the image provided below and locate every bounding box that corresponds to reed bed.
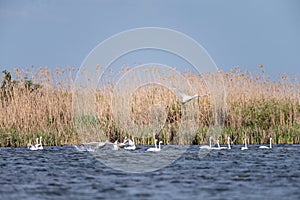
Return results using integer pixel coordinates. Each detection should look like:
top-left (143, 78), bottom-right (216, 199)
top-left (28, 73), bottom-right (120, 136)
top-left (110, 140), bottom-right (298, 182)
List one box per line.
top-left (0, 65), bottom-right (299, 147)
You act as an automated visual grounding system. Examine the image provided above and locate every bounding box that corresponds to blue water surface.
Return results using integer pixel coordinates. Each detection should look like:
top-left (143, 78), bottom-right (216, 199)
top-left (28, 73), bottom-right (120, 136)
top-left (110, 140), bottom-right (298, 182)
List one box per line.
top-left (0, 145), bottom-right (299, 200)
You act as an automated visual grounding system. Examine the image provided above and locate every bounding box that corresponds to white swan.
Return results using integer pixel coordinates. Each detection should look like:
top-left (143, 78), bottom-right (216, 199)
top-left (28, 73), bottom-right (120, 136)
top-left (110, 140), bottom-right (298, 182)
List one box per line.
top-left (34, 138), bottom-right (39, 148)
top-left (114, 138), bottom-right (128, 148)
top-left (227, 137), bottom-right (231, 149)
top-left (218, 139), bottom-right (228, 150)
top-left (27, 139), bottom-right (38, 151)
top-left (113, 140), bottom-right (121, 150)
top-left (128, 136), bottom-right (135, 146)
top-left (172, 87), bottom-right (208, 105)
top-left (36, 136), bottom-right (43, 150)
top-left (33, 137), bottom-right (43, 150)
top-left (110, 139), bottom-right (129, 150)
top-left (29, 145), bottom-right (38, 151)
top-left (241, 138), bottom-right (248, 150)
top-left (259, 138), bottom-right (272, 149)
top-left (146, 140), bottom-right (162, 152)
top-left (210, 139), bottom-right (227, 150)
top-left (199, 136), bottom-right (212, 149)
top-left (125, 136), bottom-right (136, 150)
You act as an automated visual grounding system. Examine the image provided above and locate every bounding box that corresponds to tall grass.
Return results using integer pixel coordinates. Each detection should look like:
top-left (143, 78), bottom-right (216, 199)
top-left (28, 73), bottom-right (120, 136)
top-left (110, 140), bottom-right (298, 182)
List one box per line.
top-left (0, 67), bottom-right (75, 146)
top-left (0, 65), bottom-right (299, 147)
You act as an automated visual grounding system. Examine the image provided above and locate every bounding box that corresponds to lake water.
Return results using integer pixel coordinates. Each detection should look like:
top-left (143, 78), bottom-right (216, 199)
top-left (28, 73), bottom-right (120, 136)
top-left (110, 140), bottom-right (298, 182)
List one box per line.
top-left (0, 145), bottom-right (300, 200)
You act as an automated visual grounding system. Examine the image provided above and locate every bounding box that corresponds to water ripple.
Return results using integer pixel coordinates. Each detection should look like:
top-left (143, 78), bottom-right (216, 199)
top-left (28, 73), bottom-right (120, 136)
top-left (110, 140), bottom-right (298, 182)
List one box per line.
top-left (0, 145), bottom-right (299, 199)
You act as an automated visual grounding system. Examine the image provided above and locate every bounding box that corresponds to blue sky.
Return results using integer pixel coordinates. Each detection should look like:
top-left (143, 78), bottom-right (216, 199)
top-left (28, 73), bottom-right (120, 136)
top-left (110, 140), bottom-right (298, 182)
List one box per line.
top-left (1, 0), bottom-right (300, 78)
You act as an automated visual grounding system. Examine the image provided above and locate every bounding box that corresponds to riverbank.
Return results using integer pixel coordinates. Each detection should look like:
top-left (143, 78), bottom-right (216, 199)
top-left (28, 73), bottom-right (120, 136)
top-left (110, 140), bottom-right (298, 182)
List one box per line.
top-left (1, 66), bottom-right (299, 147)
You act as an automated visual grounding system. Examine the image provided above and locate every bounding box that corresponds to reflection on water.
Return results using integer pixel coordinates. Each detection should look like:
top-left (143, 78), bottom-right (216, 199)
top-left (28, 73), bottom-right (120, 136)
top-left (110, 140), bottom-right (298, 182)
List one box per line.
top-left (0, 145), bottom-right (300, 200)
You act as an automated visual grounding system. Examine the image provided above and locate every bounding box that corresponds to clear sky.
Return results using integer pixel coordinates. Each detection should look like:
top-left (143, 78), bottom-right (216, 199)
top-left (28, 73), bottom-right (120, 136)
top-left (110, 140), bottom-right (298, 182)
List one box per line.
top-left (1, 0), bottom-right (300, 78)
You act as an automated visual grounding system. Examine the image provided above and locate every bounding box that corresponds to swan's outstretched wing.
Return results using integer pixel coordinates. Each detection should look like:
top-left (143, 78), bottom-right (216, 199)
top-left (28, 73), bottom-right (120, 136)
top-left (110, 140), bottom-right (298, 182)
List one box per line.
top-left (173, 87), bottom-right (209, 99)
top-left (199, 94), bottom-right (209, 97)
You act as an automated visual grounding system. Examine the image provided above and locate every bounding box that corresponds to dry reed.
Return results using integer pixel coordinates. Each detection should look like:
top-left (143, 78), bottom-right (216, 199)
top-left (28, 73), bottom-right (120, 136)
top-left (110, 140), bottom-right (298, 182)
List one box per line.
top-left (0, 65), bottom-right (299, 147)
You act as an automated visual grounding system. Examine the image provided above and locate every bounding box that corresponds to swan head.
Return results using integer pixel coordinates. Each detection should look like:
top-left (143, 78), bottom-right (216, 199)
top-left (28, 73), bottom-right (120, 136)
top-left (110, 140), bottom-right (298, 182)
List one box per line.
top-left (159, 141), bottom-right (163, 144)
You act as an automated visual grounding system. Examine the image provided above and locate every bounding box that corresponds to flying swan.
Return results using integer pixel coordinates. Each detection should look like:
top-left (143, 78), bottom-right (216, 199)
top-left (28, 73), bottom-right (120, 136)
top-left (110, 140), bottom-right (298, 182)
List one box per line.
top-left (172, 87), bottom-right (208, 105)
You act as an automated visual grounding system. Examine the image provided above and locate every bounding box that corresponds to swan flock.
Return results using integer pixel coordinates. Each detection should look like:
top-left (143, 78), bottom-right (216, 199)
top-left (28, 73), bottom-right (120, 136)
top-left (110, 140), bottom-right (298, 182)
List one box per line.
top-left (70, 135), bottom-right (273, 152)
top-left (199, 137), bottom-right (273, 151)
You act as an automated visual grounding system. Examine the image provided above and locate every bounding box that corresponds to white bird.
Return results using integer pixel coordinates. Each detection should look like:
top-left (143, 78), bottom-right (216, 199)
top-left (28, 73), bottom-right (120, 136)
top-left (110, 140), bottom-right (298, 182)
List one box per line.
top-left (114, 138), bottom-right (128, 148)
top-left (217, 139), bottom-right (228, 150)
top-left (128, 136), bottom-right (135, 146)
top-left (125, 136), bottom-right (136, 150)
top-left (29, 145), bottom-right (38, 151)
top-left (34, 138), bottom-right (39, 148)
top-left (146, 140), bottom-right (162, 152)
top-left (172, 87), bottom-right (208, 105)
top-left (199, 136), bottom-right (212, 149)
top-left (113, 140), bottom-right (121, 150)
top-left (241, 138), bottom-right (248, 150)
top-left (259, 138), bottom-right (272, 149)
top-left (27, 139), bottom-right (38, 151)
top-left (210, 139), bottom-right (227, 150)
top-left (35, 136), bottom-right (43, 150)
top-left (227, 137), bottom-right (231, 149)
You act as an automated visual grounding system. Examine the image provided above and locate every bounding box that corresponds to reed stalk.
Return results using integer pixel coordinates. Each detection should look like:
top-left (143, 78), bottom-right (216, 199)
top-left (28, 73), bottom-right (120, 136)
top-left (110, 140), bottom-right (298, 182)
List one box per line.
top-left (0, 65), bottom-right (299, 147)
